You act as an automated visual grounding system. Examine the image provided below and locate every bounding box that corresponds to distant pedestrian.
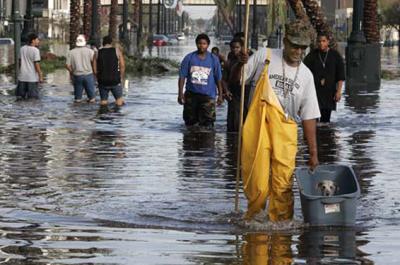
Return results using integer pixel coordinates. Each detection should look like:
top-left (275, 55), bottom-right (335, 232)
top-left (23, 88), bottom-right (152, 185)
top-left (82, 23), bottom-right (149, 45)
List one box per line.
top-left (211, 46), bottom-right (226, 68)
top-left (66, 34), bottom-right (96, 103)
top-left (178, 33), bottom-right (224, 129)
top-left (96, 36), bottom-right (126, 106)
top-left (223, 38), bottom-right (249, 132)
top-left (304, 33), bottom-right (345, 123)
top-left (16, 33), bottom-right (43, 100)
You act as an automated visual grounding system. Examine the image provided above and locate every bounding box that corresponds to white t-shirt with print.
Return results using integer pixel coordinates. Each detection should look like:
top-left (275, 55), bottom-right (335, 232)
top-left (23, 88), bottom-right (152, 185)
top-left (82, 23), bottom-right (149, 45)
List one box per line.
top-left (245, 48), bottom-right (320, 122)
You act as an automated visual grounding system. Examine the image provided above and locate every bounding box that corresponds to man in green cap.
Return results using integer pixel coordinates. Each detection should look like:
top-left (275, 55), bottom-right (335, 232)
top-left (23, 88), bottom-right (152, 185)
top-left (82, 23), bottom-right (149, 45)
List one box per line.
top-left (231, 19), bottom-right (320, 222)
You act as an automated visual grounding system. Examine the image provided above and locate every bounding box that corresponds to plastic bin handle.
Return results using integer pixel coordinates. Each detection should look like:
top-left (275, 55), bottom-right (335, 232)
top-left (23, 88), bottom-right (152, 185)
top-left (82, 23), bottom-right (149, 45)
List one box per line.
top-left (320, 197), bottom-right (346, 204)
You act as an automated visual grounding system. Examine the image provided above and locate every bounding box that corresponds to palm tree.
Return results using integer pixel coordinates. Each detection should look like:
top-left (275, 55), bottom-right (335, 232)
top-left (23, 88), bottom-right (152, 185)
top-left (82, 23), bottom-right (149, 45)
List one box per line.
top-left (363, 0), bottom-right (380, 43)
top-left (214, 0), bottom-right (236, 35)
top-left (300, 0), bottom-right (337, 48)
top-left (109, 0), bottom-right (119, 39)
top-left (83, 0), bottom-right (92, 39)
top-left (285, 0), bottom-right (308, 21)
top-left (69, 0), bottom-right (81, 49)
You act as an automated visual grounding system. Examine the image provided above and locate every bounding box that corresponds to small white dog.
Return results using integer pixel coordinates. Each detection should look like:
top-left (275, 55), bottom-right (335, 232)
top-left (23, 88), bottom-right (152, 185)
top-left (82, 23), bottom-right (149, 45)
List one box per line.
top-left (316, 180), bottom-right (339, 196)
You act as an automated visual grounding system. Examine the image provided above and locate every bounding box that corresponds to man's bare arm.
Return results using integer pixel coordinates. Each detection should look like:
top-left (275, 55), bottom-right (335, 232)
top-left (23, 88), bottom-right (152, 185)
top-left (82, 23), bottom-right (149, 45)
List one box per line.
top-left (34, 62), bottom-right (43, 83)
top-left (302, 118), bottom-right (319, 170)
top-left (119, 49), bottom-right (126, 81)
top-left (178, 77), bottom-right (186, 105)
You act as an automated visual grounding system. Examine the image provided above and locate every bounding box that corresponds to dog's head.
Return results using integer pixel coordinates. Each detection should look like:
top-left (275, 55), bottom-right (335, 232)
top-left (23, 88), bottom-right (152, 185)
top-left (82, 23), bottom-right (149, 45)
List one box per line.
top-left (316, 180), bottom-right (339, 196)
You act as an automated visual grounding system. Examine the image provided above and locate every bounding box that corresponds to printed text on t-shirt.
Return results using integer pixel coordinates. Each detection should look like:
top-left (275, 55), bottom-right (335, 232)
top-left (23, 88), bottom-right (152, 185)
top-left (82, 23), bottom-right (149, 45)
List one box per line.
top-left (269, 74), bottom-right (300, 96)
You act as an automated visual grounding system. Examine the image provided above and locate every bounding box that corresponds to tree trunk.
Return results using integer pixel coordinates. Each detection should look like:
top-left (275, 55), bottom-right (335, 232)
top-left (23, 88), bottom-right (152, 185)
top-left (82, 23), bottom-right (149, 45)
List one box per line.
top-left (363, 0), bottom-right (380, 43)
top-left (133, 0), bottom-right (139, 26)
top-left (285, 0), bottom-right (308, 22)
top-left (300, 0), bottom-right (337, 48)
top-left (218, 7), bottom-right (235, 34)
top-left (214, 0), bottom-right (235, 35)
top-left (97, 1), bottom-right (102, 40)
top-left (109, 0), bottom-right (118, 39)
top-left (83, 0), bottom-right (92, 39)
top-left (69, 0), bottom-right (81, 49)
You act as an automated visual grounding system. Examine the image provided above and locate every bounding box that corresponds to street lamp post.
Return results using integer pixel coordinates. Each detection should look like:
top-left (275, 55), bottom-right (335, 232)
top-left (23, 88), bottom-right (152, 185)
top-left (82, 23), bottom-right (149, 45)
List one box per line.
top-left (12, 0), bottom-right (23, 83)
top-left (346, 0), bottom-right (380, 88)
top-left (22, 0), bottom-right (34, 43)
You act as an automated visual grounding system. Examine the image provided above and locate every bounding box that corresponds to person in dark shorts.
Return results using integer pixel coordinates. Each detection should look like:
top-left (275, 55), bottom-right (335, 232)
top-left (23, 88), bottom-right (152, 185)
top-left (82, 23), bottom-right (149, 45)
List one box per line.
top-left (96, 35), bottom-right (126, 106)
top-left (16, 33), bottom-right (43, 100)
top-left (178, 34), bottom-right (224, 128)
top-left (304, 33), bottom-right (345, 123)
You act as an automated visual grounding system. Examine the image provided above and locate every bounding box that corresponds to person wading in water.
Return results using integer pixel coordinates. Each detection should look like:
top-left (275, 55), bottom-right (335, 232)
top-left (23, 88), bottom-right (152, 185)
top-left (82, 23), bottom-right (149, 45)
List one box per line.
top-left (304, 33), bottom-right (345, 123)
top-left (232, 20), bottom-right (320, 222)
top-left (178, 33), bottom-right (224, 129)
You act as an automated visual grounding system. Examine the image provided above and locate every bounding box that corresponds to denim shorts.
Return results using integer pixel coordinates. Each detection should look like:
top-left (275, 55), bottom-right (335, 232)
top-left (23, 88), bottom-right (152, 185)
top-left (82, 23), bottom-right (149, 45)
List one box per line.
top-left (73, 74), bottom-right (96, 100)
top-left (15, 81), bottom-right (39, 99)
top-left (99, 84), bottom-right (123, 101)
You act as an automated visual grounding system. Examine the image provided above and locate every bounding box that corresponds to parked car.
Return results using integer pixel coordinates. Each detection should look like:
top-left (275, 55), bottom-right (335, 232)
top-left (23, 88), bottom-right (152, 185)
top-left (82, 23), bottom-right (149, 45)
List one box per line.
top-left (177, 33), bottom-right (186, 41)
top-left (167, 34), bottom-right (178, 45)
top-left (0, 38), bottom-right (14, 45)
top-left (218, 35), bottom-right (232, 45)
top-left (152, 34), bottom-right (169, 46)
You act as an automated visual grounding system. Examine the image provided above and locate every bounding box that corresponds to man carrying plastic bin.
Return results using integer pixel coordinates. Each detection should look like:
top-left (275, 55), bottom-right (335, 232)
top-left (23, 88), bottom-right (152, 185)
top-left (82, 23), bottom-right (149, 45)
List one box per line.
top-left (232, 20), bottom-right (320, 222)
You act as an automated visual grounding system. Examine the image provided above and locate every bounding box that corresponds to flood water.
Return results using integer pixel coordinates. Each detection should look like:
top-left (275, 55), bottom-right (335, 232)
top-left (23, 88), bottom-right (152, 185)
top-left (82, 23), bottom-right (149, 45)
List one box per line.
top-left (0, 42), bottom-right (399, 264)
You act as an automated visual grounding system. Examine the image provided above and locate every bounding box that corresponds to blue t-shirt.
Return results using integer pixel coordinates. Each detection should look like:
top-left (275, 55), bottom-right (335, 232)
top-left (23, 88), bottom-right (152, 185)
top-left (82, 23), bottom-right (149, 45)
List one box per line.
top-left (179, 51), bottom-right (222, 99)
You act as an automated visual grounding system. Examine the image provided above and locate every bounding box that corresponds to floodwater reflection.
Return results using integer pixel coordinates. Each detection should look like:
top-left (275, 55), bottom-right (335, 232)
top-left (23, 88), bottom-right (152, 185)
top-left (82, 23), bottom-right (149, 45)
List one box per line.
top-left (297, 228), bottom-right (372, 264)
top-left (242, 233), bottom-right (293, 265)
top-left (0, 46), bottom-right (398, 264)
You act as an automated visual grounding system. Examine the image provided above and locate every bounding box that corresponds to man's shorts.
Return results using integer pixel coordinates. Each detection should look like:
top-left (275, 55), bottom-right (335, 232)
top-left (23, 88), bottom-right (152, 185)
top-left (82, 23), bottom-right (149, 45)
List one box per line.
top-left (15, 81), bottom-right (39, 99)
top-left (99, 84), bottom-right (123, 101)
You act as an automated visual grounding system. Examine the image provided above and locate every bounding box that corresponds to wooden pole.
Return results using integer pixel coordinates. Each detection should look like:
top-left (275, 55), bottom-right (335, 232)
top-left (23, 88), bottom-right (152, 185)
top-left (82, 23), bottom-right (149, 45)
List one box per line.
top-left (235, 0), bottom-right (251, 212)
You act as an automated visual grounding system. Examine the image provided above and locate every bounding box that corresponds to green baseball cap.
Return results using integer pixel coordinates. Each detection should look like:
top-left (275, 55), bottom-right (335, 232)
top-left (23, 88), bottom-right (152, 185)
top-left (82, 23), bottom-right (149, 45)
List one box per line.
top-left (285, 19), bottom-right (315, 47)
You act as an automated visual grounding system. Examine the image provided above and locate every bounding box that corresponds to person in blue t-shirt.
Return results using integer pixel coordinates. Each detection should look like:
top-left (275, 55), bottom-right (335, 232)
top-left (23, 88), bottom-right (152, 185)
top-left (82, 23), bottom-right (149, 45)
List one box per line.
top-left (178, 33), bottom-right (224, 128)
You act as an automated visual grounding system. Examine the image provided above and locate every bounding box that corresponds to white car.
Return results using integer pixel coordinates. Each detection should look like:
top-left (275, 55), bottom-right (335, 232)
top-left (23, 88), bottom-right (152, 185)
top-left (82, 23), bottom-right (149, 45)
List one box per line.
top-left (177, 33), bottom-right (186, 41)
top-left (0, 38), bottom-right (14, 45)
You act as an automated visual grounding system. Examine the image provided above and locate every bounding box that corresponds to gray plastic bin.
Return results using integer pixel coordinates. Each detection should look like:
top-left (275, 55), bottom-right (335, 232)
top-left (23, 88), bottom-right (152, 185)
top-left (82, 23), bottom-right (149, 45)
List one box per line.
top-left (295, 165), bottom-right (360, 226)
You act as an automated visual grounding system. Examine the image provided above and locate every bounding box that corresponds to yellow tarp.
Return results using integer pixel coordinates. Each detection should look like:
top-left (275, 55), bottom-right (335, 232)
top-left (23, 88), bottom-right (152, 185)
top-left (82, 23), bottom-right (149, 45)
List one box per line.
top-left (241, 49), bottom-right (298, 221)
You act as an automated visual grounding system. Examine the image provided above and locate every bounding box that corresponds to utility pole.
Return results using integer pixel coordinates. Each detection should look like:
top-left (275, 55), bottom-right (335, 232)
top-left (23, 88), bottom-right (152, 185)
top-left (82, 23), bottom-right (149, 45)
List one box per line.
top-left (13, 0), bottom-right (23, 83)
top-left (90, 0), bottom-right (100, 48)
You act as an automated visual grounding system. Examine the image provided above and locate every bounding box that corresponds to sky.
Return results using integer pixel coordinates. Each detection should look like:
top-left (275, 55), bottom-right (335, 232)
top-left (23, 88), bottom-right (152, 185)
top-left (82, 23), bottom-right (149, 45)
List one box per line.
top-left (184, 6), bottom-right (217, 20)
